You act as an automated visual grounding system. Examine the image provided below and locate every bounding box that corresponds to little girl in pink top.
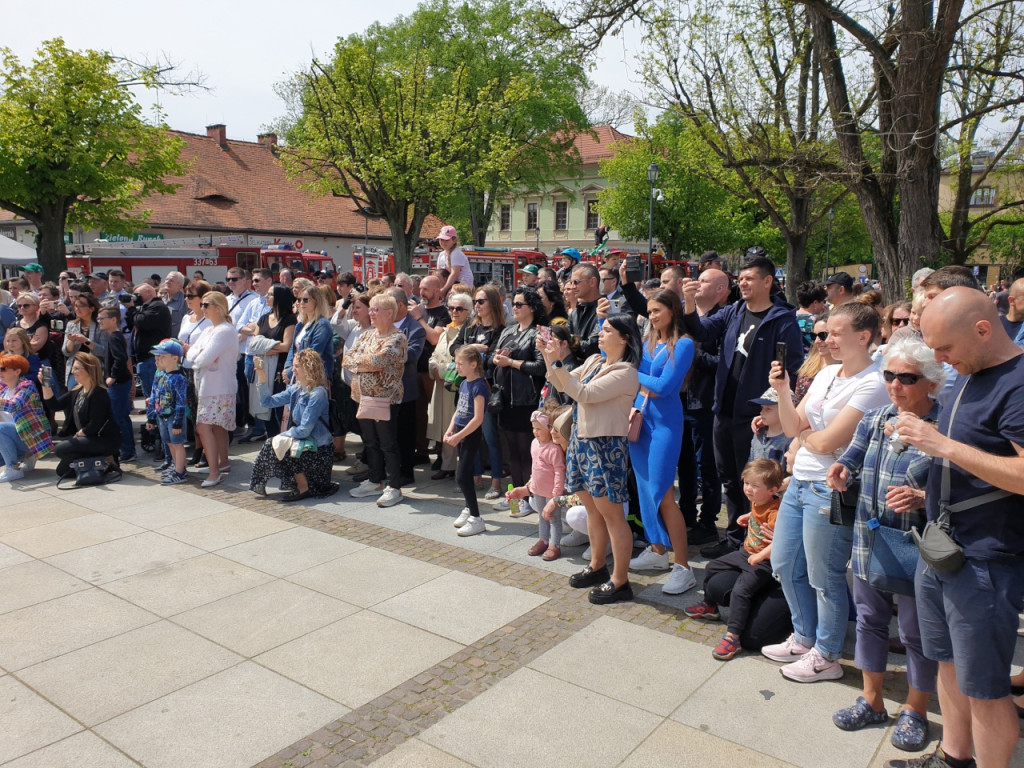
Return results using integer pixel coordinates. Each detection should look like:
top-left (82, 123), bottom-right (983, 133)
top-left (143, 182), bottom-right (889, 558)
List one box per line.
top-left (507, 409), bottom-right (566, 561)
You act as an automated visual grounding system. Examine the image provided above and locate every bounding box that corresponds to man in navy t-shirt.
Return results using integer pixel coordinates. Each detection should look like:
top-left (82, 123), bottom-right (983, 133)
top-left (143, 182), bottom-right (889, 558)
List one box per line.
top-left (895, 287), bottom-right (1024, 768)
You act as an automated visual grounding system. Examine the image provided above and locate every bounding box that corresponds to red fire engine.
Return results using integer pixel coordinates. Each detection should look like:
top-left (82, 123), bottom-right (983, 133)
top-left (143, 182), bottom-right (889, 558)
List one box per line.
top-left (352, 245), bottom-right (547, 292)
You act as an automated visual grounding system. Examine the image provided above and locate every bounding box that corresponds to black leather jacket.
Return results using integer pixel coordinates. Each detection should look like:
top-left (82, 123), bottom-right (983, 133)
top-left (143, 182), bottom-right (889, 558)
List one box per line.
top-left (569, 300), bottom-right (600, 359)
top-left (489, 324), bottom-right (545, 408)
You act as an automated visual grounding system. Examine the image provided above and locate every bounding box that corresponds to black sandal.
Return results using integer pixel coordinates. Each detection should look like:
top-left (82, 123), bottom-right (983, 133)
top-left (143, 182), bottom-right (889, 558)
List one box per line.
top-left (281, 489), bottom-right (311, 502)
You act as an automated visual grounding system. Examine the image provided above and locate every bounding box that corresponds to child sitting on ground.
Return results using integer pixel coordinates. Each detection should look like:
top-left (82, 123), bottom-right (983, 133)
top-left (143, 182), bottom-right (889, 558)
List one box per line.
top-left (685, 458), bottom-right (784, 660)
top-left (507, 406), bottom-right (568, 560)
top-left (147, 339), bottom-right (189, 485)
top-left (748, 388), bottom-right (791, 465)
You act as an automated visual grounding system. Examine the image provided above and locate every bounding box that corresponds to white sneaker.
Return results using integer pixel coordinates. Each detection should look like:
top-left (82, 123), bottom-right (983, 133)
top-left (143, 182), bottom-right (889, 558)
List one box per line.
top-left (761, 633), bottom-right (813, 663)
top-left (350, 479), bottom-right (383, 498)
top-left (483, 488), bottom-right (501, 500)
top-left (493, 499), bottom-right (510, 511)
top-left (0, 466), bottom-right (25, 483)
top-left (560, 530), bottom-right (589, 548)
top-left (345, 459), bottom-right (369, 475)
top-left (376, 486), bottom-right (402, 507)
top-left (453, 508), bottom-right (472, 528)
top-left (629, 545), bottom-right (670, 571)
top-left (662, 564), bottom-right (697, 595)
top-left (457, 515), bottom-right (486, 536)
top-left (780, 647), bottom-right (844, 683)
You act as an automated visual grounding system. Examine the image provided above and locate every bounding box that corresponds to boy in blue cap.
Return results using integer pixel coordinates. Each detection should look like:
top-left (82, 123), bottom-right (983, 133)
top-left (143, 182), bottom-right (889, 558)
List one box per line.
top-left (147, 339), bottom-right (189, 484)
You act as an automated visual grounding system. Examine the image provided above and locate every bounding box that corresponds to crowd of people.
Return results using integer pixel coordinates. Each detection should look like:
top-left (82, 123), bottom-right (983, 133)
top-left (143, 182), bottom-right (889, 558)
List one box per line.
top-left (1, 235), bottom-right (1022, 767)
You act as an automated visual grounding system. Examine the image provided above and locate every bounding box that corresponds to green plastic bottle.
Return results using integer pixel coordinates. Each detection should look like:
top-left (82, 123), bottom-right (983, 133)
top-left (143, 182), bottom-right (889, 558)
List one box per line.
top-left (507, 483), bottom-right (518, 515)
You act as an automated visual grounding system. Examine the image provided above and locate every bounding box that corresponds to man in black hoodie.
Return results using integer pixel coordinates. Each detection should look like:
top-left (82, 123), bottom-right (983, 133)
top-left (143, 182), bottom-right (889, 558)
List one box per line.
top-left (682, 254), bottom-right (803, 557)
top-left (129, 283), bottom-right (171, 402)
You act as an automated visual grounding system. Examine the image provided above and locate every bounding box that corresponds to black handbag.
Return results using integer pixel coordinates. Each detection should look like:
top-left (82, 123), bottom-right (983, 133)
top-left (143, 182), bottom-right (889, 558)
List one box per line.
top-left (829, 480), bottom-right (858, 526)
top-left (57, 456), bottom-right (122, 489)
top-left (487, 384), bottom-right (504, 414)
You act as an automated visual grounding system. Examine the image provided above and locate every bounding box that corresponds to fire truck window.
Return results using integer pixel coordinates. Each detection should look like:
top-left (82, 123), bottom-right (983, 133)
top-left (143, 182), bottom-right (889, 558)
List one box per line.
top-left (267, 260), bottom-right (281, 274)
top-left (236, 251), bottom-right (257, 271)
top-left (291, 259), bottom-right (303, 272)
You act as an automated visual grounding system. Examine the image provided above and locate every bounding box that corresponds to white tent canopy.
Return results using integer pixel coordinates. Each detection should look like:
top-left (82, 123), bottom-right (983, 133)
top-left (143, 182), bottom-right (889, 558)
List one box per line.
top-left (0, 235), bottom-right (37, 264)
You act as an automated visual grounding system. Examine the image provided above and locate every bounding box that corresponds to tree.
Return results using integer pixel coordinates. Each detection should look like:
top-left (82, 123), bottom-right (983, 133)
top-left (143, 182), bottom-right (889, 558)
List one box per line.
top-left (597, 113), bottom-right (758, 258)
top-left (640, 0), bottom-right (849, 299)
top-left (578, 85), bottom-right (638, 129)
top-left (0, 39), bottom-right (185, 277)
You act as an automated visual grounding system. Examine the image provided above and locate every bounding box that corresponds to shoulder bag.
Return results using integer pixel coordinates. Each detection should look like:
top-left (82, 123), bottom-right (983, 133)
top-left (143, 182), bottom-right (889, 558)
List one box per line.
top-left (356, 395), bottom-right (391, 421)
top-left (57, 456), bottom-right (122, 489)
top-left (627, 391), bottom-right (648, 443)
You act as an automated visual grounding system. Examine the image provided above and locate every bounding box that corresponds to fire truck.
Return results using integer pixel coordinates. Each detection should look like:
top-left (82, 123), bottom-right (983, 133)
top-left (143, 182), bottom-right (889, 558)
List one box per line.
top-left (68, 237), bottom-right (338, 286)
top-left (574, 246), bottom-right (699, 280)
top-left (352, 245), bottom-right (548, 292)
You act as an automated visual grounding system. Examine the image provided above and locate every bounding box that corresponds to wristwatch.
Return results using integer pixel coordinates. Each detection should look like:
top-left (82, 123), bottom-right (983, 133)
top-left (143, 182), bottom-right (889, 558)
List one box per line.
top-left (551, 360), bottom-right (564, 369)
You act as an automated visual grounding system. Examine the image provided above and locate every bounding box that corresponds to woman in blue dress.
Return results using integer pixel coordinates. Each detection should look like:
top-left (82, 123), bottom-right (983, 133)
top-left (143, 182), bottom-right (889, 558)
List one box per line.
top-left (628, 289), bottom-right (697, 595)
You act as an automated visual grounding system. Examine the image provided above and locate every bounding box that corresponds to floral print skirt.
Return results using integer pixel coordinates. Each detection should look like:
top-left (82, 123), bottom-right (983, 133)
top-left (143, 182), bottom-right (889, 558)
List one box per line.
top-left (565, 432), bottom-right (630, 504)
top-left (197, 394), bottom-right (236, 431)
top-left (249, 442), bottom-right (338, 498)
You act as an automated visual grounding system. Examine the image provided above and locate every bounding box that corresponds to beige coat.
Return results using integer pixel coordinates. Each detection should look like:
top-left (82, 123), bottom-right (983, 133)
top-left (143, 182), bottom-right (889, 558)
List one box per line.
top-left (548, 354), bottom-right (638, 438)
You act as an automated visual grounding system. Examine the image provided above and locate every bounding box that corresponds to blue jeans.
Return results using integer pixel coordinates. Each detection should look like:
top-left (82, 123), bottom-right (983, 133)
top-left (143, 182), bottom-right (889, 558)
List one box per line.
top-left (107, 380), bottom-right (136, 459)
top-left (770, 477), bottom-right (854, 661)
top-left (0, 422), bottom-right (28, 467)
top-left (138, 358), bottom-right (156, 400)
top-left (480, 410), bottom-right (503, 482)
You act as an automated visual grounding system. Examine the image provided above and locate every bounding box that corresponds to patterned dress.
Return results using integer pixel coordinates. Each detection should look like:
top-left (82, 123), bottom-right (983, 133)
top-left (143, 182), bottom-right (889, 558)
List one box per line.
top-left (565, 361), bottom-right (631, 503)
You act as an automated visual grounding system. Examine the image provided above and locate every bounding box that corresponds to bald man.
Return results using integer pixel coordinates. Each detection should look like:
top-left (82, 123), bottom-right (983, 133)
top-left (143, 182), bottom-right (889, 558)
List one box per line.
top-left (892, 288), bottom-right (1024, 768)
top-left (694, 269), bottom-right (730, 312)
top-left (1002, 278), bottom-right (1024, 341)
top-left (406, 274), bottom-right (450, 466)
top-left (130, 282), bottom-right (172, 401)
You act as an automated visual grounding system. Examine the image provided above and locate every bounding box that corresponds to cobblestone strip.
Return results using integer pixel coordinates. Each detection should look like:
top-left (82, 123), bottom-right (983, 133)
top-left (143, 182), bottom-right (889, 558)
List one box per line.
top-left (126, 466), bottom-right (900, 767)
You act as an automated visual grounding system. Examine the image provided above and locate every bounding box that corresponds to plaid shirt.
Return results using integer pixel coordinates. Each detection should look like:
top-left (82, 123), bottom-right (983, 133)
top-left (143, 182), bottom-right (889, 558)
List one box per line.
top-left (836, 403), bottom-right (936, 581)
top-left (0, 378), bottom-right (52, 459)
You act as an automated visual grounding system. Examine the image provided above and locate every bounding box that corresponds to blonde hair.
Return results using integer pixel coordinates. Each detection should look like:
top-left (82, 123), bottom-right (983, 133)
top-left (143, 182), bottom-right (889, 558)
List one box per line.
top-left (201, 291), bottom-right (230, 322)
top-left (4, 327), bottom-right (33, 356)
top-left (369, 293), bottom-right (397, 315)
top-left (292, 277), bottom-right (314, 296)
top-left (293, 348), bottom-right (329, 392)
top-left (296, 285), bottom-right (330, 323)
top-left (71, 351), bottom-right (105, 391)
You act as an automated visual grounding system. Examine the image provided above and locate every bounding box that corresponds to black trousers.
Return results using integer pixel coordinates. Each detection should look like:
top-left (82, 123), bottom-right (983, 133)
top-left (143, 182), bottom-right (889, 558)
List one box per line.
top-left (55, 436), bottom-right (120, 477)
top-left (359, 405), bottom-right (401, 488)
top-left (679, 406), bottom-right (720, 530)
top-left (396, 399), bottom-right (418, 477)
top-left (457, 427), bottom-right (483, 517)
top-left (704, 557), bottom-right (792, 650)
top-left (713, 414), bottom-right (755, 548)
top-left (703, 549), bottom-right (777, 637)
top-left (235, 357), bottom-right (251, 430)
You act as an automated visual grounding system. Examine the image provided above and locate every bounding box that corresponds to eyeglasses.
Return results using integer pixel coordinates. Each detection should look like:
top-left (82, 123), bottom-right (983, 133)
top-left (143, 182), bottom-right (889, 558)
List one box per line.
top-left (200, 302), bottom-right (212, 308)
top-left (448, 306), bottom-right (468, 312)
top-left (225, 277), bottom-right (240, 282)
top-left (185, 294), bottom-right (197, 299)
top-left (883, 370), bottom-right (924, 385)
top-left (602, 276), bottom-right (617, 282)
top-left (570, 279), bottom-right (585, 285)
top-left (297, 297), bottom-right (311, 303)
top-left (16, 303), bottom-right (34, 309)
top-left (891, 317), bottom-right (910, 327)
top-left (811, 332), bottom-right (829, 341)
top-left (473, 299), bottom-right (487, 305)
top-left (512, 301), bottom-right (527, 309)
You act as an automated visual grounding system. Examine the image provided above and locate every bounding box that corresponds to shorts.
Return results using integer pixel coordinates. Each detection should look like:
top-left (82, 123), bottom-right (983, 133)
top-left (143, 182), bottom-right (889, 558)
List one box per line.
top-left (158, 418), bottom-right (186, 446)
top-left (197, 394), bottom-right (236, 431)
top-left (915, 556), bottom-right (1024, 699)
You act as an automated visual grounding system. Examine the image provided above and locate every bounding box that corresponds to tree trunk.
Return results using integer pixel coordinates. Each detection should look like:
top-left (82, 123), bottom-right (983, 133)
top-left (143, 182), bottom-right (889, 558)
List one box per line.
top-left (784, 194), bottom-right (812, 304)
top-left (34, 205), bottom-right (69, 281)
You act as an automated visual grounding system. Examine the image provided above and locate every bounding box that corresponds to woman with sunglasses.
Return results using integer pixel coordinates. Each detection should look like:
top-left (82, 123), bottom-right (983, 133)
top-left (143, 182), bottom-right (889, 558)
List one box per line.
top-left (880, 301), bottom-right (912, 344)
top-left (15, 294), bottom-right (53, 377)
top-left (427, 291), bottom-right (473, 479)
top-left (825, 336), bottom-right (942, 751)
top-left (178, 280), bottom-right (212, 466)
top-left (764, 302), bottom-right (890, 682)
top-left (61, 292), bottom-right (105, 437)
top-left (490, 287), bottom-right (549, 509)
top-left (42, 352), bottom-right (121, 477)
top-left (450, 284), bottom-right (508, 502)
top-left (283, 285), bottom-right (334, 385)
top-left (0, 353), bottom-right (52, 481)
top-left (793, 316), bottom-right (836, 403)
top-left (185, 292), bottom-right (239, 488)
top-left (335, 293), bottom-right (372, 474)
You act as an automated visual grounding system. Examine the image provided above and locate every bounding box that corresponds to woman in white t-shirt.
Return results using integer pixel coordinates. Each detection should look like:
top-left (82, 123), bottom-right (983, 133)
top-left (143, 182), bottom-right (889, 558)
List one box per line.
top-left (761, 302), bottom-right (889, 682)
top-left (436, 225), bottom-right (474, 294)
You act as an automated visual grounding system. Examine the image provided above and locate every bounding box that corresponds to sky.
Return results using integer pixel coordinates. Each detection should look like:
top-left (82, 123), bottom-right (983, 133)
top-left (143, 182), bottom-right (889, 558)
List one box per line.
top-left (6, 0), bottom-right (645, 142)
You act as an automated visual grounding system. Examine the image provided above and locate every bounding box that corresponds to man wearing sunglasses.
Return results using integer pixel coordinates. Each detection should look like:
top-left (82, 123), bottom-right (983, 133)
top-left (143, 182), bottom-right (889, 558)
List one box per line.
top-left (225, 267), bottom-right (263, 441)
top-left (567, 263), bottom-right (602, 358)
top-left (164, 272), bottom-right (188, 337)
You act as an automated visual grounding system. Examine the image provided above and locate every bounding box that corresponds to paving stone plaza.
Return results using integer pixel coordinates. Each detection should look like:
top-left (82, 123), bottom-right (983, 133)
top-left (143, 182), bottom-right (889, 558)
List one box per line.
top-left (1, 440), bottom-right (1022, 768)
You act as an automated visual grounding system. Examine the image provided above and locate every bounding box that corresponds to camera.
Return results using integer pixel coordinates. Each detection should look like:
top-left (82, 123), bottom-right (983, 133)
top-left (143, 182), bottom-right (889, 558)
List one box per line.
top-left (118, 294), bottom-right (133, 305)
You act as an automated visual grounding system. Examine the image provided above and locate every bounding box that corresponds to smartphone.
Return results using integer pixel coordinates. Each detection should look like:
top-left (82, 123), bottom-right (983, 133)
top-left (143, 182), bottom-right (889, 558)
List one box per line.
top-left (538, 326), bottom-right (552, 343)
top-left (625, 255), bottom-right (644, 284)
top-left (775, 341), bottom-right (787, 369)
top-left (605, 297), bottom-right (622, 315)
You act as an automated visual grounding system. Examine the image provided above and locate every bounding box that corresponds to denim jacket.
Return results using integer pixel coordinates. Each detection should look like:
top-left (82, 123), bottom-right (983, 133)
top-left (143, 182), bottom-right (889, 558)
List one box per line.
top-left (257, 382), bottom-right (332, 447)
top-left (284, 318), bottom-right (335, 380)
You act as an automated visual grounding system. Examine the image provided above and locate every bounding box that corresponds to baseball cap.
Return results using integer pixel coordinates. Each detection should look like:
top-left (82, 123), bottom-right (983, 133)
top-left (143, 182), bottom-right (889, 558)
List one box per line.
top-left (20, 263), bottom-right (43, 273)
top-left (749, 387), bottom-right (780, 407)
top-left (86, 272), bottom-right (108, 281)
top-left (824, 272), bottom-right (854, 290)
top-left (151, 338), bottom-right (184, 358)
top-left (518, 264), bottom-right (540, 275)
top-left (699, 250), bottom-right (720, 264)
top-left (437, 225), bottom-right (458, 241)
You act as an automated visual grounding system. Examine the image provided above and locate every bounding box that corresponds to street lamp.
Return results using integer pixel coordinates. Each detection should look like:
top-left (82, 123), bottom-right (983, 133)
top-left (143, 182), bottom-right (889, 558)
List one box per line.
top-left (824, 207), bottom-right (834, 280)
top-left (647, 162), bottom-right (659, 274)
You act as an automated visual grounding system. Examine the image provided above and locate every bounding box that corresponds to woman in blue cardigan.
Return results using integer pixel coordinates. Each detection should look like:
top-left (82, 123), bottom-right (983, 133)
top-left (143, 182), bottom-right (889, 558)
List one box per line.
top-left (249, 348), bottom-right (337, 501)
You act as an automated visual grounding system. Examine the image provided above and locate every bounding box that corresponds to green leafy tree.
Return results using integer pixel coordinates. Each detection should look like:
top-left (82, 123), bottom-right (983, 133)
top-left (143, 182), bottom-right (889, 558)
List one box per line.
top-left (0, 39), bottom-right (185, 277)
top-left (597, 114), bottom-right (756, 259)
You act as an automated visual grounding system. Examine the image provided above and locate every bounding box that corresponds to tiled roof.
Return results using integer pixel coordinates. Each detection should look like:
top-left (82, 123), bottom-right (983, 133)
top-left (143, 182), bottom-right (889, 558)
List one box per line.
top-left (573, 125), bottom-right (634, 165)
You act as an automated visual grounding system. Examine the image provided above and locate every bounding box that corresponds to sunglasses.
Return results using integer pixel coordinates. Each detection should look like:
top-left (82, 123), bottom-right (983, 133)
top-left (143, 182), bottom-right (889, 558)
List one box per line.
top-left (448, 306), bottom-right (468, 312)
top-left (602, 276), bottom-right (617, 282)
top-left (811, 332), bottom-right (829, 341)
top-left (570, 279), bottom-right (585, 285)
top-left (883, 370), bottom-right (924, 385)
top-left (225, 277), bottom-right (240, 282)
top-left (473, 299), bottom-right (487, 305)
top-left (185, 294), bottom-right (198, 299)
top-left (16, 303), bottom-right (34, 309)
top-left (891, 317), bottom-right (910, 327)
top-left (297, 297), bottom-right (311, 303)
top-left (200, 302), bottom-right (212, 308)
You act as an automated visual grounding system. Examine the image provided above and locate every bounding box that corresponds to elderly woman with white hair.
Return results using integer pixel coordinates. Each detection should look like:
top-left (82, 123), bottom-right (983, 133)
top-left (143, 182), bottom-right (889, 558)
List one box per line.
top-left (825, 336), bottom-right (945, 753)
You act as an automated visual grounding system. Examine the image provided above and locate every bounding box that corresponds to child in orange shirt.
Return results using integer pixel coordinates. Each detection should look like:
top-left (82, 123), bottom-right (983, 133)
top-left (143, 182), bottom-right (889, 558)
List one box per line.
top-left (685, 458), bottom-right (784, 660)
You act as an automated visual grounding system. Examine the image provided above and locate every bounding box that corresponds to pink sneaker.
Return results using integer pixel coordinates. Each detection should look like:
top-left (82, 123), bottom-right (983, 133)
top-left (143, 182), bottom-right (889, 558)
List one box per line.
top-left (780, 647), bottom-right (844, 683)
top-left (761, 633), bottom-right (812, 663)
